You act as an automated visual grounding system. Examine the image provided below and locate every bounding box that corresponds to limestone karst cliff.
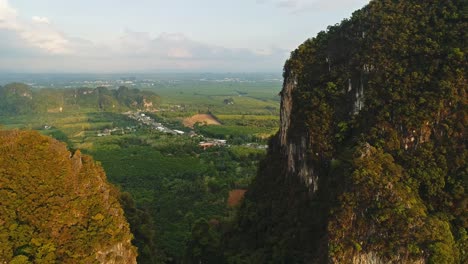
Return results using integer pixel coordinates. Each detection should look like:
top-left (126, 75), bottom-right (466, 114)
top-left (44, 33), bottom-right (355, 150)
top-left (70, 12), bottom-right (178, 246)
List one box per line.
top-left (225, 0), bottom-right (466, 263)
top-left (0, 130), bottom-right (137, 263)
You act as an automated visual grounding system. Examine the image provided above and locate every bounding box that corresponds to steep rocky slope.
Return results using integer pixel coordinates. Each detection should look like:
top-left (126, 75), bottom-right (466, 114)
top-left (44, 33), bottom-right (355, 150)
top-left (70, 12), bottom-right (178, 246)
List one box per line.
top-left (225, 0), bottom-right (466, 263)
top-left (0, 130), bottom-right (137, 263)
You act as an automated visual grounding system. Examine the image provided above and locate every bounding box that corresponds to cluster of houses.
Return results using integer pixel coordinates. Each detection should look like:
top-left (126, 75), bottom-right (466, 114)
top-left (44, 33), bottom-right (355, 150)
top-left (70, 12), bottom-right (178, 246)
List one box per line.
top-left (96, 111), bottom-right (265, 151)
top-left (199, 139), bottom-right (227, 150)
top-left (244, 143), bottom-right (268, 149)
top-left (123, 111), bottom-right (232, 150)
top-left (124, 111), bottom-right (184, 135)
top-left (97, 126), bottom-right (136, 137)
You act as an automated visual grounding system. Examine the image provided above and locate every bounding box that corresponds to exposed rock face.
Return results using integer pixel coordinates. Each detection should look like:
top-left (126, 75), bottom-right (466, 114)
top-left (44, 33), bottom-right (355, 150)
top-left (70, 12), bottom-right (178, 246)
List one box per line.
top-left (143, 98), bottom-right (154, 109)
top-left (280, 72), bottom-right (318, 191)
top-left (96, 241), bottom-right (137, 264)
top-left (0, 130), bottom-right (137, 263)
top-left (352, 252), bottom-right (425, 264)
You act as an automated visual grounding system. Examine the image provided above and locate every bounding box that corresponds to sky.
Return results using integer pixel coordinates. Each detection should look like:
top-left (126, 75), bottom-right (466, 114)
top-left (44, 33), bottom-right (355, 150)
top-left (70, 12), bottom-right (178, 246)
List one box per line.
top-left (0, 0), bottom-right (369, 73)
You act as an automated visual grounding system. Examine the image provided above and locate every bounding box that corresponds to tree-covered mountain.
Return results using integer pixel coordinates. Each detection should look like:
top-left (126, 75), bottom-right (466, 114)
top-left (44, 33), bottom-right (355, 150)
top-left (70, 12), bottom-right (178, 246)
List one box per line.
top-left (0, 83), bottom-right (34, 115)
top-left (0, 130), bottom-right (137, 263)
top-left (224, 0), bottom-right (466, 263)
top-left (0, 83), bottom-right (160, 115)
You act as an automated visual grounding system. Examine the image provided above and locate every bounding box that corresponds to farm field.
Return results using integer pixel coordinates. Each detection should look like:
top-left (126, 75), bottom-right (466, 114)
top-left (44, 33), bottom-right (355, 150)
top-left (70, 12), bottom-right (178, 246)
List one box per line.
top-left (183, 113), bottom-right (221, 128)
top-left (146, 80), bottom-right (281, 115)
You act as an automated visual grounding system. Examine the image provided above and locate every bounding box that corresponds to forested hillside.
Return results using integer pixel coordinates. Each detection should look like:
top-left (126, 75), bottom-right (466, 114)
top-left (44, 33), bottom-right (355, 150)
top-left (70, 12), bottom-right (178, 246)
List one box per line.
top-left (0, 130), bottom-right (137, 263)
top-left (0, 83), bottom-right (159, 115)
top-left (224, 0), bottom-right (466, 263)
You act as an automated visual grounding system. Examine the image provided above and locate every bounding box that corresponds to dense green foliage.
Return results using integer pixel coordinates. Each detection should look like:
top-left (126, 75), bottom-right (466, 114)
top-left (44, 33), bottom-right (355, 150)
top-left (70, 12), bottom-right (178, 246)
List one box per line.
top-left (184, 219), bottom-right (223, 263)
top-left (196, 124), bottom-right (276, 143)
top-left (0, 130), bottom-right (137, 263)
top-left (224, 0), bottom-right (466, 263)
top-left (0, 84), bottom-right (159, 115)
top-left (120, 192), bottom-right (165, 264)
top-left (86, 134), bottom-right (264, 262)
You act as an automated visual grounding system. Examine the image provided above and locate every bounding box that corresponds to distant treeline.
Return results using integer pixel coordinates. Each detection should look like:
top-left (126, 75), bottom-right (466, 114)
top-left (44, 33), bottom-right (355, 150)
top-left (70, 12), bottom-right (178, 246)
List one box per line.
top-left (0, 83), bottom-right (159, 115)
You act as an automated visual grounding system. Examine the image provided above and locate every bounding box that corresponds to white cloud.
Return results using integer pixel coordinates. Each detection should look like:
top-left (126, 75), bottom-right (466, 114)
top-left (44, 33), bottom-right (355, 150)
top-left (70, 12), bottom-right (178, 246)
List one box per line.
top-left (158, 32), bottom-right (187, 42)
top-left (21, 24), bottom-right (71, 54)
top-left (0, 0), bottom-right (18, 29)
top-left (118, 30), bottom-right (153, 55)
top-left (0, 0), bottom-right (72, 54)
top-left (116, 30), bottom-right (288, 62)
top-left (32, 16), bottom-right (50, 24)
top-left (167, 47), bottom-right (193, 59)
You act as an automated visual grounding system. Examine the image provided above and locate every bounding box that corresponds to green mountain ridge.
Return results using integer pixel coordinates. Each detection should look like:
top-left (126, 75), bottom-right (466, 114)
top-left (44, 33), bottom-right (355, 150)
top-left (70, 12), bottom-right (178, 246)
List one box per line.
top-left (224, 0), bottom-right (466, 263)
top-left (0, 83), bottom-right (159, 114)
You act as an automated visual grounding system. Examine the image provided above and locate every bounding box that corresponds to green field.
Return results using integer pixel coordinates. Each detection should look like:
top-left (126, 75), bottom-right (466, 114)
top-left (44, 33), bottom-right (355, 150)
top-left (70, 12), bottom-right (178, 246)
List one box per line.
top-left (146, 81), bottom-right (281, 115)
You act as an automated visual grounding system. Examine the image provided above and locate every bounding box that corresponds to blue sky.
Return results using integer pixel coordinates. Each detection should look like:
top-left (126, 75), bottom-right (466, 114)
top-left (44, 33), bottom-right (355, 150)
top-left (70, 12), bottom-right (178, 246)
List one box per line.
top-left (0, 0), bottom-right (369, 73)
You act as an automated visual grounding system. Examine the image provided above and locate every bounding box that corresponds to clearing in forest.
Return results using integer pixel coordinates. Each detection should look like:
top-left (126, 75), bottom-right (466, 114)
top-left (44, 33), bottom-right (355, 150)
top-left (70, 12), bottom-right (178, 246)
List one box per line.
top-left (183, 114), bottom-right (221, 128)
top-left (227, 189), bottom-right (247, 207)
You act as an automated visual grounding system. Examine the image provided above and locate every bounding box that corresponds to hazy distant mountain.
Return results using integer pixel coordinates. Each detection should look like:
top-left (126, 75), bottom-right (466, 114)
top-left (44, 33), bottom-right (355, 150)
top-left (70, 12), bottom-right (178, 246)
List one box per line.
top-left (0, 83), bottom-right (160, 115)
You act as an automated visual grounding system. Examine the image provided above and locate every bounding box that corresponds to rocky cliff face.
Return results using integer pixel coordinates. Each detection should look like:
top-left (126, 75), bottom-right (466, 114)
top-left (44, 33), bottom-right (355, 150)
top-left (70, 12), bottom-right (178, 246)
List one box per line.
top-left (227, 1), bottom-right (466, 263)
top-left (280, 72), bottom-right (318, 192)
top-left (0, 130), bottom-right (137, 263)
